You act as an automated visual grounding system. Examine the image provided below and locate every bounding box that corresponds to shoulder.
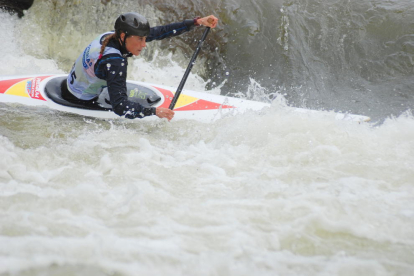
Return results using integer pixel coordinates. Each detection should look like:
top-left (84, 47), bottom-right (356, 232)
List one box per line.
top-left (95, 53), bottom-right (127, 79)
top-left (99, 54), bottom-right (126, 66)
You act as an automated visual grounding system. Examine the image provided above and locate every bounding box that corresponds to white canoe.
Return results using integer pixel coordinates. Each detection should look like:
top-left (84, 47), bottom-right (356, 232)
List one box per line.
top-left (0, 74), bottom-right (370, 123)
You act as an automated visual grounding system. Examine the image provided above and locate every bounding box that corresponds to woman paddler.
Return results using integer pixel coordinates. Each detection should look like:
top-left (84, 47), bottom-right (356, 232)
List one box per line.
top-left (64, 12), bottom-right (218, 121)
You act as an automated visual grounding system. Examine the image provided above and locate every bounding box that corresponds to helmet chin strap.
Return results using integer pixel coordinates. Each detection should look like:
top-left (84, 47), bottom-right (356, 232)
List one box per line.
top-left (119, 33), bottom-right (132, 57)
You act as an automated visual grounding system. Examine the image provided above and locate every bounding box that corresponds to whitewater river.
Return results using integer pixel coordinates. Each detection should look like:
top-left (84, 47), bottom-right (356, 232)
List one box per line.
top-left (1, 1), bottom-right (414, 275)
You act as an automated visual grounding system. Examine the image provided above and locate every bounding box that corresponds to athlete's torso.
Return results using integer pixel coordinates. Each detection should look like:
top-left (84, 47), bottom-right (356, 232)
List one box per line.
top-left (67, 32), bottom-right (122, 100)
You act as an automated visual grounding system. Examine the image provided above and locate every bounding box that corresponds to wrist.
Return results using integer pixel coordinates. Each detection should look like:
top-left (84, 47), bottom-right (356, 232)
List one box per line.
top-left (194, 16), bottom-right (201, 26)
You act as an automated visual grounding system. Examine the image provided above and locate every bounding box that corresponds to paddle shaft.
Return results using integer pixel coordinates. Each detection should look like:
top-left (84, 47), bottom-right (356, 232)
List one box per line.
top-left (169, 27), bottom-right (211, 110)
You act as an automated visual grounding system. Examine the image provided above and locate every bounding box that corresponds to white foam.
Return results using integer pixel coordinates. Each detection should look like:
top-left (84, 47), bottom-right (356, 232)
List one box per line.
top-left (0, 13), bottom-right (64, 75)
top-left (1, 10), bottom-right (414, 276)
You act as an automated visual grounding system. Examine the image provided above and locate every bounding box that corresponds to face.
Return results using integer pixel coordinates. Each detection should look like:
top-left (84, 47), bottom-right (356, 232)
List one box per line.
top-left (120, 33), bottom-right (146, 56)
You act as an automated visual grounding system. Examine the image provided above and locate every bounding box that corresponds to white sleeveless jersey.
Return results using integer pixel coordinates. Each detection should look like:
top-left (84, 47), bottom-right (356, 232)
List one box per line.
top-left (67, 32), bottom-right (121, 100)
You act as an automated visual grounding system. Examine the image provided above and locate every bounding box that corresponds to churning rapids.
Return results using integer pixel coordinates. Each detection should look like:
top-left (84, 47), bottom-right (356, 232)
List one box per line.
top-left (1, 0), bottom-right (414, 275)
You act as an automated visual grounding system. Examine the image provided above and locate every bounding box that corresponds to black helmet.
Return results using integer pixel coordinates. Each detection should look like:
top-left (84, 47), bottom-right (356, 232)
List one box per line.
top-left (114, 12), bottom-right (150, 37)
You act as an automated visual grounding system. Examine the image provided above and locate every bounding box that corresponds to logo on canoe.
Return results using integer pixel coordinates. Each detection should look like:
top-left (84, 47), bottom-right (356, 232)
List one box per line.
top-left (26, 78), bottom-right (45, 100)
